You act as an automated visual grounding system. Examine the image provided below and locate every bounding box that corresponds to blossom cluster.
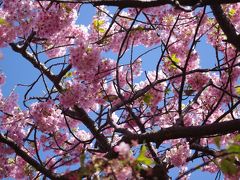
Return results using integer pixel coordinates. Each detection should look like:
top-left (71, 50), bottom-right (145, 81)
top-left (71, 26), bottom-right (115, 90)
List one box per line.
top-left (1, 1), bottom-right (240, 179)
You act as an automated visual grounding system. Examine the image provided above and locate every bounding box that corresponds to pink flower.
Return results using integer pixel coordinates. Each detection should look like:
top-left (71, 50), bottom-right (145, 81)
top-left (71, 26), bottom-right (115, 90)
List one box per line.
top-left (0, 73), bottom-right (6, 85)
top-left (166, 142), bottom-right (191, 167)
top-left (201, 160), bottom-right (218, 173)
top-left (114, 142), bottom-right (130, 156)
top-left (187, 72), bottom-right (210, 91)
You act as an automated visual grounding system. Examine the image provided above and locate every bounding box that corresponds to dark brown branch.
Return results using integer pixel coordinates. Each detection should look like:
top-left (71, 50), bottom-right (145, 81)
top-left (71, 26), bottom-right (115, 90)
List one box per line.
top-left (57, 64), bottom-right (72, 82)
top-left (9, 41), bottom-right (113, 171)
top-left (211, 4), bottom-right (240, 50)
top-left (89, 0), bottom-right (240, 8)
top-left (39, 0), bottom-right (240, 8)
top-left (123, 119), bottom-right (240, 145)
top-left (9, 41), bottom-right (113, 156)
top-left (64, 107), bottom-right (112, 152)
top-left (21, 31), bottom-right (36, 51)
top-left (0, 134), bottom-right (65, 180)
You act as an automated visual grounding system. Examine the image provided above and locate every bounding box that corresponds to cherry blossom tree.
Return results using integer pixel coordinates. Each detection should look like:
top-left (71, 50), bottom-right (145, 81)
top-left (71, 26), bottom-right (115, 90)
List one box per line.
top-left (1, 0), bottom-right (240, 179)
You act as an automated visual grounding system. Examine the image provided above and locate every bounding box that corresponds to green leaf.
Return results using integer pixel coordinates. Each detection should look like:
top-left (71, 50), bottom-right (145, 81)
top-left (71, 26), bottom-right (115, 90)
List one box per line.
top-left (170, 64), bottom-right (177, 69)
top-left (7, 158), bottom-right (15, 164)
top-left (165, 88), bottom-right (171, 95)
top-left (214, 136), bottom-right (221, 149)
top-left (86, 47), bottom-right (92, 53)
top-left (61, 4), bottom-right (72, 13)
top-left (103, 94), bottom-right (118, 102)
top-left (64, 71), bottom-right (73, 78)
top-left (93, 19), bottom-right (105, 33)
top-left (0, 18), bottom-right (9, 26)
top-left (229, 8), bottom-right (236, 17)
top-left (227, 144), bottom-right (240, 153)
top-left (136, 145), bottom-right (155, 166)
top-left (143, 93), bottom-right (153, 105)
top-left (170, 54), bottom-right (180, 64)
top-left (220, 158), bottom-right (238, 175)
top-left (98, 27), bottom-right (105, 33)
top-left (78, 166), bottom-right (89, 179)
top-left (166, 54), bottom-right (180, 69)
top-left (181, 104), bottom-right (186, 109)
top-left (93, 19), bottom-right (104, 27)
top-left (24, 164), bottom-right (35, 176)
top-left (235, 86), bottom-right (240, 95)
top-left (234, 134), bottom-right (240, 141)
top-left (80, 153), bottom-right (86, 167)
top-left (135, 26), bottom-right (145, 31)
top-left (78, 153), bottom-right (88, 178)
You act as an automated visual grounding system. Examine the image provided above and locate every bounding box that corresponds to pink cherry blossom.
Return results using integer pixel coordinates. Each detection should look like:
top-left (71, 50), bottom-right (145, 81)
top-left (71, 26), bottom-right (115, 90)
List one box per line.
top-left (114, 142), bottom-right (130, 156)
top-left (0, 73), bottom-right (5, 85)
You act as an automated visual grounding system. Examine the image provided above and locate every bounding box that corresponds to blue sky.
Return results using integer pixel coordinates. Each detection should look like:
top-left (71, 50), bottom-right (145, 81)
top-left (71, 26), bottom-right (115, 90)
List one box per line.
top-left (0, 4), bottom-right (224, 180)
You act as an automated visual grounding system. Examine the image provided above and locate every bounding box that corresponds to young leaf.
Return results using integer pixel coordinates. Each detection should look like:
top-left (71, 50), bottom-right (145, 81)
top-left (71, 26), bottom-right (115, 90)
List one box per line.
top-left (98, 28), bottom-right (105, 33)
top-left (220, 158), bottom-right (238, 175)
top-left (136, 144), bottom-right (155, 166)
top-left (93, 19), bottom-right (105, 27)
top-left (103, 94), bottom-right (118, 102)
top-left (143, 93), bottom-right (153, 105)
top-left (61, 4), bottom-right (72, 13)
top-left (234, 134), bottom-right (240, 141)
top-left (227, 144), bottom-right (240, 153)
top-left (0, 18), bottom-right (9, 26)
top-left (135, 26), bottom-right (145, 31)
top-left (235, 86), bottom-right (240, 95)
top-left (80, 153), bottom-right (86, 167)
top-left (64, 71), bottom-right (73, 78)
top-left (170, 54), bottom-right (180, 64)
top-left (93, 19), bottom-right (105, 33)
top-left (167, 54), bottom-right (180, 69)
top-left (214, 136), bottom-right (221, 149)
top-left (229, 8), bottom-right (236, 17)
top-left (165, 88), bottom-right (171, 95)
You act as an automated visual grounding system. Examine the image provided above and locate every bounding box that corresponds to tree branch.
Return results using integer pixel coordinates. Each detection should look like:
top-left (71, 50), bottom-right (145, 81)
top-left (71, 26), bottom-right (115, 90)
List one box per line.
top-left (39, 0), bottom-right (240, 8)
top-left (64, 107), bottom-right (112, 152)
top-left (123, 119), bottom-right (240, 145)
top-left (0, 134), bottom-right (65, 180)
top-left (9, 43), bottom-right (63, 92)
top-left (210, 4), bottom-right (240, 50)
